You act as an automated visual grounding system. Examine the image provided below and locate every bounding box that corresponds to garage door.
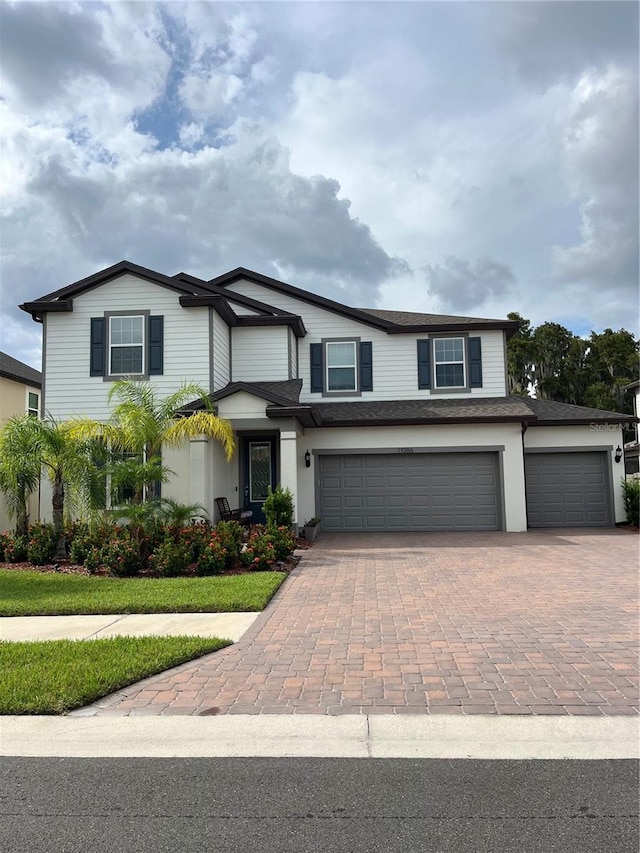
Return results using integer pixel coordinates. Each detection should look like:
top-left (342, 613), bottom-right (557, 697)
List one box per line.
top-left (318, 452), bottom-right (500, 532)
top-left (525, 451), bottom-right (611, 527)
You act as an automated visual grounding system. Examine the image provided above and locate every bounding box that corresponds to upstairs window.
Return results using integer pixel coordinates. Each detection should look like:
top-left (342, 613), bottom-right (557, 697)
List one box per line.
top-left (326, 341), bottom-right (357, 392)
top-left (434, 337), bottom-right (465, 388)
top-left (91, 313), bottom-right (163, 379)
top-left (109, 315), bottom-right (144, 376)
top-left (417, 335), bottom-right (483, 391)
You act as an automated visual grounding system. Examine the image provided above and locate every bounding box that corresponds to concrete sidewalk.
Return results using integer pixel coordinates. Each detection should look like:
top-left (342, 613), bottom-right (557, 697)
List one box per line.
top-left (0, 612), bottom-right (259, 643)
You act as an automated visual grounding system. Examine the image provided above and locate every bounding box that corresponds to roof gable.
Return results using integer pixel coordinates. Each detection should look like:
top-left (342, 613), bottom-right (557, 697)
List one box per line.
top-left (20, 261), bottom-right (211, 321)
top-left (0, 351), bottom-right (42, 387)
top-left (209, 267), bottom-right (518, 335)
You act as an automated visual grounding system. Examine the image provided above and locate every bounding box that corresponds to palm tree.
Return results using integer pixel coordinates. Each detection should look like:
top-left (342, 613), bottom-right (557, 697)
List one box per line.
top-left (71, 379), bottom-right (235, 506)
top-left (35, 419), bottom-right (108, 558)
top-left (0, 415), bottom-right (104, 554)
top-left (0, 415), bottom-right (42, 536)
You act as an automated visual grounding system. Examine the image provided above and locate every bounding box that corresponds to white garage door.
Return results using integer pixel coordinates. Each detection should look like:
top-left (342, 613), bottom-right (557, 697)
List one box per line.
top-left (525, 451), bottom-right (612, 527)
top-left (318, 452), bottom-right (501, 532)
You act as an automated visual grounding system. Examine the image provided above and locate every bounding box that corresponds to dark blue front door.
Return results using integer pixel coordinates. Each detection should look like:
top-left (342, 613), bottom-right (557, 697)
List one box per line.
top-left (242, 436), bottom-right (277, 524)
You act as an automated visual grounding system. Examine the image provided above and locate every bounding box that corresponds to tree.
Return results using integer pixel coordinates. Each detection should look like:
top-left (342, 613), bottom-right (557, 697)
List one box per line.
top-left (34, 419), bottom-right (108, 558)
top-left (506, 312), bottom-right (534, 396)
top-left (506, 315), bottom-right (639, 413)
top-left (71, 379), bottom-right (235, 506)
top-left (0, 416), bottom-right (42, 536)
top-left (0, 414), bottom-right (107, 555)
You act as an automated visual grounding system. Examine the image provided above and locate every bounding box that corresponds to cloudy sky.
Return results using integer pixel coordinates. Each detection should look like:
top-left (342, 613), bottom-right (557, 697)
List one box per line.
top-left (1, 0), bottom-right (638, 370)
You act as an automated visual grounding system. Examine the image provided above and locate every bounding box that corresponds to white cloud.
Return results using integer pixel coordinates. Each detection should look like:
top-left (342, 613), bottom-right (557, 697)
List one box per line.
top-left (552, 67), bottom-right (639, 294)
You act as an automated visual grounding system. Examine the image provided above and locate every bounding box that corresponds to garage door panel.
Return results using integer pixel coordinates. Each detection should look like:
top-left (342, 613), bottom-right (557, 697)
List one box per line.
top-left (525, 452), bottom-right (611, 528)
top-left (318, 453), bottom-right (500, 532)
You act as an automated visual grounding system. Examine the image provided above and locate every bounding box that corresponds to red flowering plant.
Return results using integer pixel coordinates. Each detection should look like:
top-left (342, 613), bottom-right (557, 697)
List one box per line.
top-left (240, 529), bottom-right (276, 571)
top-left (26, 523), bottom-right (58, 565)
top-left (87, 537), bottom-right (145, 577)
top-left (196, 531), bottom-right (228, 576)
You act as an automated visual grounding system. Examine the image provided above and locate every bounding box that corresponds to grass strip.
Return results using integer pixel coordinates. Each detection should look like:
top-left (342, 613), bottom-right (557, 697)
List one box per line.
top-left (0, 635), bottom-right (230, 714)
top-left (0, 569), bottom-right (287, 616)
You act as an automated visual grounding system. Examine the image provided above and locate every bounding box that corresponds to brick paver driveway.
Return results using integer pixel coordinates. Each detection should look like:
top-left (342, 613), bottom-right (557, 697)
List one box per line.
top-left (81, 529), bottom-right (639, 717)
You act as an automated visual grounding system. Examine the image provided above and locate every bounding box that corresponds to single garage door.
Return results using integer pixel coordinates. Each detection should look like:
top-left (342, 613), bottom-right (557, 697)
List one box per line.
top-left (318, 452), bottom-right (500, 532)
top-left (525, 451), bottom-right (611, 527)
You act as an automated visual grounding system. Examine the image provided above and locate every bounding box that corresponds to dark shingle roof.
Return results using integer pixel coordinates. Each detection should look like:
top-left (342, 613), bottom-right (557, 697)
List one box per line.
top-left (358, 308), bottom-right (512, 327)
top-left (248, 380), bottom-right (303, 403)
top-left (313, 396), bottom-right (533, 425)
top-left (522, 397), bottom-right (636, 424)
top-left (307, 395), bottom-right (636, 427)
top-left (0, 351), bottom-right (41, 387)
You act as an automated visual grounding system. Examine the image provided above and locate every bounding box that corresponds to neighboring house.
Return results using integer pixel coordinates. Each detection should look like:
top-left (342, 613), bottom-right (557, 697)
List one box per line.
top-left (0, 350), bottom-right (42, 532)
top-left (623, 379), bottom-right (640, 476)
top-left (20, 261), bottom-right (637, 532)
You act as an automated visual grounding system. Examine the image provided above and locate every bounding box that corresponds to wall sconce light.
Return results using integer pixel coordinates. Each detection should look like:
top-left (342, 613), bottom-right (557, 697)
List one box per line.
top-left (304, 450), bottom-right (311, 468)
top-left (614, 446), bottom-right (623, 464)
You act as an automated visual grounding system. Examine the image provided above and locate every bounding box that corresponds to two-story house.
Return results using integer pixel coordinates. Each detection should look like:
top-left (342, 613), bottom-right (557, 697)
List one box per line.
top-left (0, 351), bottom-right (42, 531)
top-left (20, 261), bottom-right (635, 531)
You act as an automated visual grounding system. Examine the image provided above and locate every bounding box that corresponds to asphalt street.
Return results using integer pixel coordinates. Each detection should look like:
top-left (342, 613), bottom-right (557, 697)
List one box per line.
top-left (1, 758), bottom-right (637, 853)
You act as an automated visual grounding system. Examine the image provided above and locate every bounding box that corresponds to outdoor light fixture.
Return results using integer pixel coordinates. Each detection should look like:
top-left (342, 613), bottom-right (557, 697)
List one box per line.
top-left (614, 446), bottom-right (623, 464)
top-left (304, 450), bottom-right (311, 468)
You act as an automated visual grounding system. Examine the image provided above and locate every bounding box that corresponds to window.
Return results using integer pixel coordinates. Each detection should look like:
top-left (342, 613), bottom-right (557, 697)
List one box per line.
top-left (27, 391), bottom-right (39, 417)
top-left (310, 339), bottom-right (372, 395)
top-left (91, 314), bottom-right (163, 379)
top-left (417, 336), bottom-right (483, 391)
top-left (109, 315), bottom-right (144, 375)
top-left (434, 337), bottom-right (465, 388)
top-left (326, 341), bottom-right (357, 392)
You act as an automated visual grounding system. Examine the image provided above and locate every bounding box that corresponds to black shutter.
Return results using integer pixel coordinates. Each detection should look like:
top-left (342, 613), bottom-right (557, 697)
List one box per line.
top-left (310, 343), bottom-right (323, 392)
top-left (359, 341), bottom-right (373, 391)
top-left (90, 318), bottom-right (106, 376)
top-left (148, 316), bottom-right (164, 375)
top-left (468, 337), bottom-right (483, 388)
top-left (417, 339), bottom-right (431, 389)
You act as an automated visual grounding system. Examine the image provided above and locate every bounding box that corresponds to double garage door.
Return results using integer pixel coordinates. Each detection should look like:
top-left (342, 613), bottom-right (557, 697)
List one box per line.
top-left (525, 451), bottom-right (611, 527)
top-left (318, 452), bottom-right (500, 532)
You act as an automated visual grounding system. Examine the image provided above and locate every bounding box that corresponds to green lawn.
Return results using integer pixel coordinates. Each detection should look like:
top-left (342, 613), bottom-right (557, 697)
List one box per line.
top-left (0, 636), bottom-right (230, 714)
top-left (0, 569), bottom-right (287, 616)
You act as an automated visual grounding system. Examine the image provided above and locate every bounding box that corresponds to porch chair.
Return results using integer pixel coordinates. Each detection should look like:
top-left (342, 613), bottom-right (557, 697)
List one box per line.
top-left (215, 497), bottom-right (253, 526)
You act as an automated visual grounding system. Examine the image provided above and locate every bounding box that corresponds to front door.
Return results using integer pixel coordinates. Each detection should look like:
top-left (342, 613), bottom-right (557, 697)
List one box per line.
top-left (242, 436), bottom-right (277, 524)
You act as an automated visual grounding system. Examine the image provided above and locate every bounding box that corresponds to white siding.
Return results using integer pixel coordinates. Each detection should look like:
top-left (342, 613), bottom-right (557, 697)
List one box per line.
top-left (289, 327), bottom-right (298, 379)
top-left (231, 326), bottom-right (290, 382)
top-left (45, 274), bottom-right (210, 421)
top-left (226, 279), bottom-right (507, 400)
top-left (211, 309), bottom-right (230, 391)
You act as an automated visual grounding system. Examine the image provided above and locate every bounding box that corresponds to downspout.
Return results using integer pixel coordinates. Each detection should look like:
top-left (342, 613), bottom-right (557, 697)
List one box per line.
top-left (521, 420), bottom-right (529, 529)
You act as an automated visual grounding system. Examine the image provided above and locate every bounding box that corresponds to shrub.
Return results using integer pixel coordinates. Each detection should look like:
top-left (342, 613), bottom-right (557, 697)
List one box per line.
top-left (214, 520), bottom-right (244, 565)
top-left (149, 540), bottom-right (192, 577)
top-left (4, 534), bottom-right (28, 563)
top-left (83, 546), bottom-right (104, 575)
top-left (196, 532), bottom-right (228, 576)
top-left (0, 532), bottom-right (11, 562)
top-left (26, 523), bottom-right (58, 565)
top-left (622, 478), bottom-right (640, 528)
top-left (173, 522), bottom-right (211, 562)
top-left (263, 485), bottom-right (294, 529)
top-left (87, 537), bottom-right (145, 577)
top-left (269, 525), bottom-right (296, 562)
top-left (69, 524), bottom-right (114, 565)
top-left (240, 528), bottom-right (276, 571)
